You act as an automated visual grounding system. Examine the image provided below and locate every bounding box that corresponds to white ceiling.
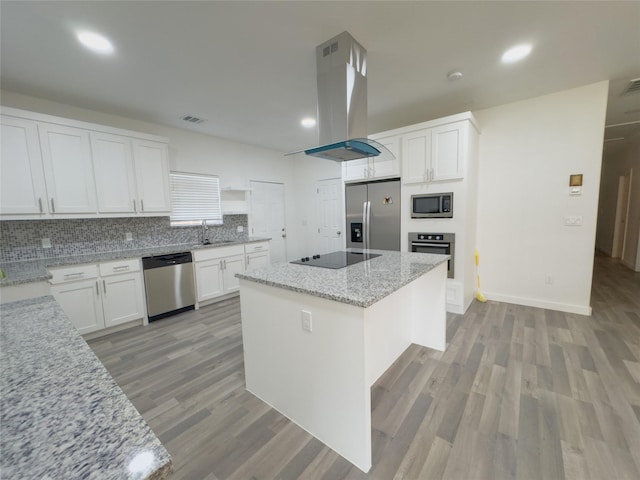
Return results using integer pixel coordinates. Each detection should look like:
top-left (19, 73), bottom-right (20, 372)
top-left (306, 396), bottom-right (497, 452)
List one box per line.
top-left (1, 1), bottom-right (639, 154)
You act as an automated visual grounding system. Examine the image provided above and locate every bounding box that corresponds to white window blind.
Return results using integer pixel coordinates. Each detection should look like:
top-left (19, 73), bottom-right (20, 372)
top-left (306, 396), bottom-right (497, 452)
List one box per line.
top-left (170, 172), bottom-right (223, 226)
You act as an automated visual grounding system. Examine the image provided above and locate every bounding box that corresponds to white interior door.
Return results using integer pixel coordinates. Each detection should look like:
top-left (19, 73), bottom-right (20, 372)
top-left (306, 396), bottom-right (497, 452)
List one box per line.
top-left (250, 181), bottom-right (287, 263)
top-left (317, 178), bottom-right (343, 253)
top-left (612, 174), bottom-right (630, 258)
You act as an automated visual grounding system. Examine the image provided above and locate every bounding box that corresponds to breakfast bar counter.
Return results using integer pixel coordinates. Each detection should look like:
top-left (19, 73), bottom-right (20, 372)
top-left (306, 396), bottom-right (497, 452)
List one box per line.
top-left (0, 296), bottom-right (172, 479)
top-left (237, 249), bottom-right (449, 472)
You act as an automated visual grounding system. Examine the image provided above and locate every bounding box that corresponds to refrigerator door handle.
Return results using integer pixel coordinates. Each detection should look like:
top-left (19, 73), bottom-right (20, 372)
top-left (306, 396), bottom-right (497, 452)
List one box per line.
top-left (362, 201), bottom-right (367, 249)
top-left (365, 201), bottom-right (371, 249)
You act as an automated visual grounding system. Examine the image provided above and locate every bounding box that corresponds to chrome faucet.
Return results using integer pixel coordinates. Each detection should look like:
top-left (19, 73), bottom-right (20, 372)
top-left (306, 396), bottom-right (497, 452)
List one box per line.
top-left (201, 219), bottom-right (210, 245)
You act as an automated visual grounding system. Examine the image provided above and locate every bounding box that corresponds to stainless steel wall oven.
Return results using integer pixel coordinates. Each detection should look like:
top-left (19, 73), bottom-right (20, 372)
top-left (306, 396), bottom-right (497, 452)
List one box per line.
top-left (409, 232), bottom-right (455, 279)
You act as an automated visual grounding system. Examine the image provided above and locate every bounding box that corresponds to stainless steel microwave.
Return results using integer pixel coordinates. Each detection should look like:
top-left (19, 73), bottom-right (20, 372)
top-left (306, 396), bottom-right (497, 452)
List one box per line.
top-left (411, 192), bottom-right (453, 218)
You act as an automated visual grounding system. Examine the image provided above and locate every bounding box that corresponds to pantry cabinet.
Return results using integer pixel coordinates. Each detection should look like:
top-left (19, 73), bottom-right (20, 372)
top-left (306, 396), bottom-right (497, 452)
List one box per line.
top-left (0, 107), bottom-right (171, 219)
top-left (0, 116), bottom-right (48, 216)
top-left (49, 258), bottom-right (145, 335)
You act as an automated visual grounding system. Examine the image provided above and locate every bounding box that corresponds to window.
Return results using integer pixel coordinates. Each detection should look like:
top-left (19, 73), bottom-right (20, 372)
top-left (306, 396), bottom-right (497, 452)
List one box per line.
top-left (169, 172), bottom-right (223, 226)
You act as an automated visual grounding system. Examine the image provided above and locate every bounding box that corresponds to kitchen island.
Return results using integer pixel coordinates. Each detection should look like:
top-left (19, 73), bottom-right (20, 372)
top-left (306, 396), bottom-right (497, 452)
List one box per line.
top-left (0, 296), bottom-right (172, 479)
top-left (236, 249), bottom-right (448, 472)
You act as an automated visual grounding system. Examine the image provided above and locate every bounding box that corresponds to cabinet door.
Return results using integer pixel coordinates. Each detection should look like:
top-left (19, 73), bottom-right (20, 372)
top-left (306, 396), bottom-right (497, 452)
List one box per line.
top-left (371, 135), bottom-right (401, 179)
top-left (91, 132), bottom-right (137, 213)
top-left (246, 251), bottom-right (270, 272)
top-left (101, 272), bottom-right (145, 327)
top-left (132, 139), bottom-right (171, 213)
top-left (222, 254), bottom-right (245, 294)
top-left (0, 116), bottom-right (49, 216)
top-left (431, 122), bottom-right (464, 181)
top-left (195, 259), bottom-right (224, 302)
top-left (342, 157), bottom-right (371, 183)
top-left (39, 123), bottom-right (97, 214)
top-left (51, 279), bottom-right (104, 335)
top-left (402, 130), bottom-right (430, 184)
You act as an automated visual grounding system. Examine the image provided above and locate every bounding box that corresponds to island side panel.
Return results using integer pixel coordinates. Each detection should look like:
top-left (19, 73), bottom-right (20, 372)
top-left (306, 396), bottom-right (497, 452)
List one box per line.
top-left (363, 261), bottom-right (448, 387)
top-left (238, 279), bottom-right (373, 473)
top-left (410, 262), bottom-right (447, 351)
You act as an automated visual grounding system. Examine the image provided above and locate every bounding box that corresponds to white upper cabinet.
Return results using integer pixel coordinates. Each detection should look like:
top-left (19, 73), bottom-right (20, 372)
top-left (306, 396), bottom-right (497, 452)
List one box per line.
top-left (39, 123), bottom-right (98, 214)
top-left (342, 135), bottom-right (401, 183)
top-left (0, 107), bottom-right (170, 219)
top-left (402, 130), bottom-right (432, 184)
top-left (402, 121), bottom-right (466, 184)
top-left (91, 132), bottom-right (137, 214)
top-left (0, 116), bottom-right (49, 216)
top-left (430, 122), bottom-right (465, 182)
top-left (132, 139), bottom-right (171, 213)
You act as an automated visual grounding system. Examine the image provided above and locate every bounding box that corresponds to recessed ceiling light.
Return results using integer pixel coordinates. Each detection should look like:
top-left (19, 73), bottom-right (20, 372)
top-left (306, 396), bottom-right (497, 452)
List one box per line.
top-left (301, 117), bottom-right (316, 128)
top-left (77, 31), bottom-right (114, 55)
top-left (501, 44), bottom-right (532, 63)
top-left (447, 71), bottom-right (463, 81)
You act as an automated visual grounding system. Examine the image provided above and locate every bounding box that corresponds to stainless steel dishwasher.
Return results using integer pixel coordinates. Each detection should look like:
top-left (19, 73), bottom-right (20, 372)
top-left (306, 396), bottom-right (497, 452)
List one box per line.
top-left (142, 252), bottom-right (195, 322)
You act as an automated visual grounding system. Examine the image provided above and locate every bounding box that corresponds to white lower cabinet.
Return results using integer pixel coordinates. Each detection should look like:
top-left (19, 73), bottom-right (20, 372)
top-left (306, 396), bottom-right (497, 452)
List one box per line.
top-left (49, 259), bottom-right (145, 335)
top-left (193, 245), bottom-right (246, 303)
top-left (245, 242), bottom-right (271, 271)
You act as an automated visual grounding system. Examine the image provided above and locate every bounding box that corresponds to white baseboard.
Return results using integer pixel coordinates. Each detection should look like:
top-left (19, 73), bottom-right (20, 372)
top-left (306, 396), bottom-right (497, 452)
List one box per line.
top-left (483, 291), bottom-right (592, 316)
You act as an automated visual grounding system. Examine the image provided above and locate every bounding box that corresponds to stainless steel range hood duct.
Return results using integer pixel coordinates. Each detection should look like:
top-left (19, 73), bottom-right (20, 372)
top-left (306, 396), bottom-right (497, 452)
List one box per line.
top-left (303, 31), bottom-right (393, 162)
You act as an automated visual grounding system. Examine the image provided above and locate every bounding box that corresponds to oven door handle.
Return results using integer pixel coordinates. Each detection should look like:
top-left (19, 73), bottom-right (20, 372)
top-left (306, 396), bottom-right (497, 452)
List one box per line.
top-left (412, 243), bottom-right (449, 248)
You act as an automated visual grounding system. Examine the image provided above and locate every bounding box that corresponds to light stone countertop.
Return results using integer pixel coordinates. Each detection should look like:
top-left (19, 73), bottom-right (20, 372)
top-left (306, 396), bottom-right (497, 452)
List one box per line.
top-left (236, 249), bottom-right (450, 308)
top-left (0, 237), bottom-right (270, 286)
top-left (0, 295), bottom-right (172, 479)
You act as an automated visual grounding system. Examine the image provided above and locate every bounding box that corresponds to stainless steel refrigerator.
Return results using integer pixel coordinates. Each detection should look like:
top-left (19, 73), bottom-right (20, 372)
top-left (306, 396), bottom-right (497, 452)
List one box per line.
top-left (346, 179), bottom-right (401, 251)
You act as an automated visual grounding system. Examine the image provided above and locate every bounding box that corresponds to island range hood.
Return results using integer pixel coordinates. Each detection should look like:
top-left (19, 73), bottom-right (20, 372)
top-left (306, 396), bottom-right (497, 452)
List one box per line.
top-left (302, 31), bottom-right (393, 162)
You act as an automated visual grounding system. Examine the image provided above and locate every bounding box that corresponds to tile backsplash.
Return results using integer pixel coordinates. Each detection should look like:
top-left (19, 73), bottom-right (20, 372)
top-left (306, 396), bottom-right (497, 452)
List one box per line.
top-left (0, 215), bottom-right (248, 262)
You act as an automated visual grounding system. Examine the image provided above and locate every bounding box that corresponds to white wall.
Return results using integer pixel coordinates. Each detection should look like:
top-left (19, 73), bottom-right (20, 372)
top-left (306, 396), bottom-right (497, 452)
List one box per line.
top-left (290, 154), bottom-right (342, 260)
top-left (474, 81), bottom-right (609, 315)
top-left (1, 89), bottom-right (301, 257)
top-left (596, 135), bottom-right (640, 269)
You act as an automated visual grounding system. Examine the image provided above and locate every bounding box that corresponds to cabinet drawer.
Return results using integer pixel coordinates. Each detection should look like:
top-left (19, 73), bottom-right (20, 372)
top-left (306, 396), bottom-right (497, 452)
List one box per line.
top-left (244, 242), bottom-right (270, 254)
top-left (49, 264), bottom-right (99, 284)
top-left (99, 258), bottom-right (140, 277)
top-left (193, 245), bottom-right (244, 262)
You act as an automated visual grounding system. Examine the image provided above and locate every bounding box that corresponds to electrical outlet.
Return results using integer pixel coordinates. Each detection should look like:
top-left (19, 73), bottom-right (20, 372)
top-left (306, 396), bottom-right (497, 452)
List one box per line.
top-left (41, 238), bottom-right (52, 249)
top-left (125, 232), bottom-right (133, 241)
top-left (564, 215), bottom-right (583, 226)
top-left (301, 310), bottom-right (312, 332)
top-left (237, 225), bottom-right (244, 233)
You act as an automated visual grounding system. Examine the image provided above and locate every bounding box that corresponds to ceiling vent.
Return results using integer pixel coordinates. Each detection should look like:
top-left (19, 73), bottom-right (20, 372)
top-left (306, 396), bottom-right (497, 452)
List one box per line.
top-left (180, 114), bottom-right (205, 124)
top-left (622, 78), bottom-right (640, 95)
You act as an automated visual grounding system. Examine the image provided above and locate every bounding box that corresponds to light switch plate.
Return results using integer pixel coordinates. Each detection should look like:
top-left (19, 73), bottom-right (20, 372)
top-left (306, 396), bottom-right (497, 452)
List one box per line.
top-left (125, 232), bottom-right (133, 241)
top-left (41, 238), bottom-right (52, 249)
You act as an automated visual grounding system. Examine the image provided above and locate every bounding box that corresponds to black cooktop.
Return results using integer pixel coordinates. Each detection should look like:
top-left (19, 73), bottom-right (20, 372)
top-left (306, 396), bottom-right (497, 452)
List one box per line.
top-left (291, 251), bottom-right (381, 269)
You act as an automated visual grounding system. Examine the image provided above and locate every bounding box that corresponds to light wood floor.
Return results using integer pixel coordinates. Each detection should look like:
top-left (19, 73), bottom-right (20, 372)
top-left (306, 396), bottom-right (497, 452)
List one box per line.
top-left (89, 254), bottom-right (640, 479)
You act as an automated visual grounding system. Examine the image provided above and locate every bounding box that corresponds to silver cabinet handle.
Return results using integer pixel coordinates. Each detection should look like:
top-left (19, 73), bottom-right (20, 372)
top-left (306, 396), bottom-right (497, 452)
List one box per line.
top-left (96, 281), bottom-right (99, 295)
top-left (246, 255), bottom-right (250, 265)
top-left (113, 265), bottom-right (130, 271)
top-left (431, 168), bottom-right (434, 181)
top-left (254, 246), bottom-right (263, 250)
top-left (103, 280), bottom-right (106, 294)
top-left (50, 198), bottom-right (55, 213)
top-left (140, 199), bottom-right (144, 212)
top-left (133, 199), bottom-right (137, 212)
top-left (219, 260), bottom-right (223, 270)
top-left (38, 198), bottom-right (43, 214)
top-left (64, 272), bottom-right (84, 279)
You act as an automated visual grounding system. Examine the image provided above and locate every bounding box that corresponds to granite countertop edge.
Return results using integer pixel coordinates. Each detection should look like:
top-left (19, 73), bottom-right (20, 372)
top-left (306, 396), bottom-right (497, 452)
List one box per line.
top-left (0, 295), bottom-right (173, 479)
top-left (0, 237), bottom-right (271, 286)
top-left (237, 251), bottom-right (450, 308)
